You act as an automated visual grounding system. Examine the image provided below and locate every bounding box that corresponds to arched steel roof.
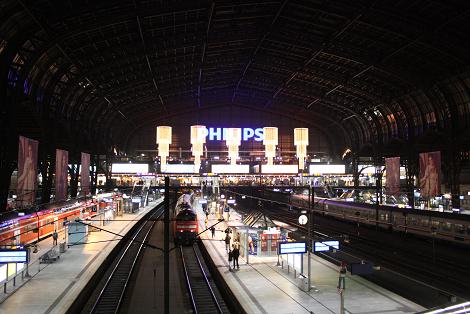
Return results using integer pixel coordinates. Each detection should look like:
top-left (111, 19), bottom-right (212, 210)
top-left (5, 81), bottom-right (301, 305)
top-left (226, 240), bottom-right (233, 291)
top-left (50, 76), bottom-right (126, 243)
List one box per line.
top-left (1, 0), bottom-right (470, 154)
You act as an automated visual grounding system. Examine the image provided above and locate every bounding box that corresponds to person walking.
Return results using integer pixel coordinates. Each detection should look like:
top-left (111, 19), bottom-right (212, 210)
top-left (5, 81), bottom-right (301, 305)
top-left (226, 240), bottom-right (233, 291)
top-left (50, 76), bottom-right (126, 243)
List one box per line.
top-left (232, 240), bottom-right (240, 269)
top-left (224, 233), bottom-right (231, 252)
top-left (210, 226), bottom-right (216, 238)
top-left (52, 230), bottom-right (58, 246)
top-left (228, 249), bottom-right (233, 271)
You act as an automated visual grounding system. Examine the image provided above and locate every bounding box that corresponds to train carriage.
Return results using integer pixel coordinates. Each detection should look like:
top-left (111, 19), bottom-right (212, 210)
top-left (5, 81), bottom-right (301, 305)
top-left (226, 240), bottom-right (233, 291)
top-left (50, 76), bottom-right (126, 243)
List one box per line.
top-left (264, 189), bottom-right (470, 245)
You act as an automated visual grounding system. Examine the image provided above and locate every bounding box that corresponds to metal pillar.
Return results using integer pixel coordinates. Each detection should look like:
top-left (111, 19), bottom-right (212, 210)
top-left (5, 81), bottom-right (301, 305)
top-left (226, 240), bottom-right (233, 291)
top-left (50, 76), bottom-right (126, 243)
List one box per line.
top-left (308, 184), bottom-right (312, 291)
top-left (245, 226), bottom-right (249, 264)
top-left (164, 177), bottom-right (169, 314)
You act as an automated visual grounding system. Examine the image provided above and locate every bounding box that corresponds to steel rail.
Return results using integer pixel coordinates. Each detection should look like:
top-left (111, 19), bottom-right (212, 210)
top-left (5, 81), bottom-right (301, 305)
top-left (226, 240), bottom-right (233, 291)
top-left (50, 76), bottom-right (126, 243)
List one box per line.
top-left (90, 204), bottom-right (164, 314)
top-left (180, 245), bottom-right (224, 314)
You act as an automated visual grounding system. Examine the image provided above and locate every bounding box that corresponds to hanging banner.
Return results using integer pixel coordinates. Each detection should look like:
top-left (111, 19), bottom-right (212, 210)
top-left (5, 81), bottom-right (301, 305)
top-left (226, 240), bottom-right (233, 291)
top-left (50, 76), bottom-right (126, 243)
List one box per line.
top-left (55, 149), bottom-right (69, 201)
top-left (385, 157), bottom-right (400, 195)
top-left (81, 153), bottom-right (90, 195)
top-left (419, 151), bottom-right (441, 197)
top-left (17, 136), bottom-right (38, 206)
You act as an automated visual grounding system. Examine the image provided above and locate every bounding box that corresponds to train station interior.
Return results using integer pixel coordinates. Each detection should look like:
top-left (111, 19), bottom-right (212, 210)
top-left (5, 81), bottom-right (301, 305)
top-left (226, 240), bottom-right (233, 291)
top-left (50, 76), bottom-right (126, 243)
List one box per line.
top-left (1, 1), bottom-right (470, 313)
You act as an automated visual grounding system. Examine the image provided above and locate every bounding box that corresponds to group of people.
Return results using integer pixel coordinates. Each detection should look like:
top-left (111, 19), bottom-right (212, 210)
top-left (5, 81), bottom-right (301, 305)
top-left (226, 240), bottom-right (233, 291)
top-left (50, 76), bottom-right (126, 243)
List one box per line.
top-left (204, 207), bottom-right (240, 270)
top-left (225, 229), bottom-right (240, 270)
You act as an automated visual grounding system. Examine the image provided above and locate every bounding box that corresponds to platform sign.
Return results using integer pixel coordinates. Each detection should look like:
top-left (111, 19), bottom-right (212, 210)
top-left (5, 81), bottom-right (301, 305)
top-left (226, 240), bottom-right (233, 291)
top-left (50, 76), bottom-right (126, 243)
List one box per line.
top-left (314, 240), bottom-right (339, 252)
top-left (0, 250), bottom-right (28, 263)
top-left (227, 199), bottom-right (236, 204)
top-left (278, 241), bottom-right (307, 254)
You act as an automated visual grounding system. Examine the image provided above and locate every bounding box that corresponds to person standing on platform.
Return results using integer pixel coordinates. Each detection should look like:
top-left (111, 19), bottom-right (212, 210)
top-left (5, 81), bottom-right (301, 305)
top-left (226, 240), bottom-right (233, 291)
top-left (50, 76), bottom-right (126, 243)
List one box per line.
top-left (52, 230), bottom-right (58, 246)
top-left (224, 233), bottom-right (231, 252)
top-left (210, 226), bottom-right (216, 238)
top-left (228, 249), bottom-right (233, 271)
top-left (232, 240), bottom-right (240, 269)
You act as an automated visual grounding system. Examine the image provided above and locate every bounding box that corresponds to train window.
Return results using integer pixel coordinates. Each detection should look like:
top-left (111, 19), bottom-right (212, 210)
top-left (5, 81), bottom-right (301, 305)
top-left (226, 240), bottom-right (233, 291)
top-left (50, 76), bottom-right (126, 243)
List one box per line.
top-left (454, 224), bottom-right (464, 234)
top-left (410, 217), bottom-right (417, 225)
top-left (441, 222), bottom-right (452, 232)
top-left (421, 219), bottom-right (429, 227)
top-left (466, 225), bottom-right (470, 235)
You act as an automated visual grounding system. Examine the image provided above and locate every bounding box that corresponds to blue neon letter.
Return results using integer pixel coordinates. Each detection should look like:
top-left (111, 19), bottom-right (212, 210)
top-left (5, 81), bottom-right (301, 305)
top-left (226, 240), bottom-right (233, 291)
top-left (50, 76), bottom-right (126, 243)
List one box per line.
top-left (243, 128), bottom-right (255, 141)
top-left (209, 128), bottom-right (222, 141)
top-left (254, 128), bottom-right (264, 141)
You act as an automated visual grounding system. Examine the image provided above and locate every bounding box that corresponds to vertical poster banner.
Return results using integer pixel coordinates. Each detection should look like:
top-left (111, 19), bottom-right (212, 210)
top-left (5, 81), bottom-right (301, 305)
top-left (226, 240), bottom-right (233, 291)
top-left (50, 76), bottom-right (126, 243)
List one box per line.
top-left (55, 149), bottom-right (69, 201)
top-left (385, 157), bottom-right (400, 195)
top-left (81, 152), bottom-right (91, 195)
top-left (419, 151), bottom-right (441, 198)
top-left (17, 136), bottom-right (39, 206)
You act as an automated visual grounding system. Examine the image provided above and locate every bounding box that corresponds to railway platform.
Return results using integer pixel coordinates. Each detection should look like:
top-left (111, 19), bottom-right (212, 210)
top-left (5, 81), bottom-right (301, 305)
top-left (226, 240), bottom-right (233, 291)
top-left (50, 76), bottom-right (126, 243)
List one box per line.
top-left (198, 204), bottom-right (426, 314)
top-left (0, 199), bottom-right (162, 314)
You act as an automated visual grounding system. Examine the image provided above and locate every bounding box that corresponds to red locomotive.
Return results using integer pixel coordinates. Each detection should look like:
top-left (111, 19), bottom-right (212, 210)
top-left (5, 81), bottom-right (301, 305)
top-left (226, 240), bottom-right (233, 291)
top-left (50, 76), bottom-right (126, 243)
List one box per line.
top-left (173, 193), bottom-right (199, 245)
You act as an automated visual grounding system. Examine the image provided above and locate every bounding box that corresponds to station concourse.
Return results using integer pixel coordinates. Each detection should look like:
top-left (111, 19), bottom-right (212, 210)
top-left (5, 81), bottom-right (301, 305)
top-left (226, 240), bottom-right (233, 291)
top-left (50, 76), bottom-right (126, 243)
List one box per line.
top-left (1, 1), bottom-right (470, 313)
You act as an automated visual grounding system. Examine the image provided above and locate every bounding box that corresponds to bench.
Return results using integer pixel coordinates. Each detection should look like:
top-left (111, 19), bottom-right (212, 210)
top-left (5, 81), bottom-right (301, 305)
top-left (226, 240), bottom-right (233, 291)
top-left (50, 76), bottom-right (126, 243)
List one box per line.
top-left (39, 247), bottom-right (60, 264)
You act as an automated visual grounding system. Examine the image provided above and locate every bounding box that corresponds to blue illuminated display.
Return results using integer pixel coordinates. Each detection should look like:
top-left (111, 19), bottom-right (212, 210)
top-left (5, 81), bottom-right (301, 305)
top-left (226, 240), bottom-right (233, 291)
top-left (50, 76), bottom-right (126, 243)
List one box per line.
top-left (278, 241), bottom-right (307, 254)
top-left (204, 127), bottom-right (264, 141)
top-left (314, 240), bottom-right (340, 252)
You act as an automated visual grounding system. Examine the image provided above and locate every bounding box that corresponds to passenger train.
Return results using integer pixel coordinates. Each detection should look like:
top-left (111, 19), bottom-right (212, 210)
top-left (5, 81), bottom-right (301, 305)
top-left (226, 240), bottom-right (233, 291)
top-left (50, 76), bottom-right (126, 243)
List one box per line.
top-left (173, 193), bottom-right (199, 245)
top-left (263, 189), bottom-right (470, 245)
top-left (0, 200), bottom-right (98, 248)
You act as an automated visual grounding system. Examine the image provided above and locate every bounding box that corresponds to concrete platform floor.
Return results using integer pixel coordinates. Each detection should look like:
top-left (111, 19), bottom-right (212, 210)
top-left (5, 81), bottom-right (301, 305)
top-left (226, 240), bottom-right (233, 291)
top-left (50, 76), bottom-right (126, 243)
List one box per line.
top-left (0, 200), bottom-right (161, 314)
top-left (198, 203), bottom-right (426, 314)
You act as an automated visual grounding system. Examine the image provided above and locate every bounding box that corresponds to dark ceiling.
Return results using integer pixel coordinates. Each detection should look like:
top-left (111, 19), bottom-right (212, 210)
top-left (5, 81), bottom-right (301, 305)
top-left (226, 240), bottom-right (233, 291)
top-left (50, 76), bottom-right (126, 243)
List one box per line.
top-left (1, 0), bottom-right (470, 156)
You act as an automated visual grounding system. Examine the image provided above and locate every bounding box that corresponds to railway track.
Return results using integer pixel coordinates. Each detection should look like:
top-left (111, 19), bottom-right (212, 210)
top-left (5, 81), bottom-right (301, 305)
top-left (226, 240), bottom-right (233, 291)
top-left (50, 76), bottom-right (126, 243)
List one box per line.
top-left (180, 245), bottom-right (230, 314)
top-left (88, 204), bottom-right (164, 314)
top-left (268, 209), bottom-right (470, 289)
top-left (232, 195), bottom-right (470, 306)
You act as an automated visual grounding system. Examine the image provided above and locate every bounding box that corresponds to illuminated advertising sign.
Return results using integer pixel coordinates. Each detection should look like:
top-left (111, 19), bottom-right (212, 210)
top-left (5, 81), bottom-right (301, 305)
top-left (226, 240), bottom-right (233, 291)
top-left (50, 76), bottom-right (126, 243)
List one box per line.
top-left (0, 250), bottom-right (28, 263)
top-left (161, 164), bottom-right (195, 173)
top-left (262, 164), bottom-right (298, 174)
top-left (211, 164), bottom-right (250, 174)
top-left (313, 240), bottom-right (339, 252)
top-left (309, 164), bottom-right (345, 175)
top-left (112, 163), bottom-right (149, 174)
top-left (278, 242), bottom-right (307, 254)
top-left (204, 127), bottom-right (264, 141)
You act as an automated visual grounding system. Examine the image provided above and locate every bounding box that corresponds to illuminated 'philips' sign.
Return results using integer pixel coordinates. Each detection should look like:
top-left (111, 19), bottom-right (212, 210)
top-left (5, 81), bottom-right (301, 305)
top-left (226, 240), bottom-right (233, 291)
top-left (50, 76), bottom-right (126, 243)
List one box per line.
top-left (204, 127), bottom-right (264, 141)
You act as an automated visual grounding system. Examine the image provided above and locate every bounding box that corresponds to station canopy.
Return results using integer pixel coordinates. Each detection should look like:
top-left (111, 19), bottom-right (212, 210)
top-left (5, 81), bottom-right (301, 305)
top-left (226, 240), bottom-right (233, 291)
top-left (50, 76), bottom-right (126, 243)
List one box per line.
top-left (2, 1), bottom-right (470, 154)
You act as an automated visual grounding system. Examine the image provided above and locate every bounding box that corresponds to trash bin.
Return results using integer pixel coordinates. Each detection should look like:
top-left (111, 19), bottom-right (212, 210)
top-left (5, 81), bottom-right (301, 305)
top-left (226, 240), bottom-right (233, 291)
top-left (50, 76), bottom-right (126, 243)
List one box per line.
top-left (298, 275), bottom-right (309, 292)
top-left (59, 242), bottom-right (67, 253)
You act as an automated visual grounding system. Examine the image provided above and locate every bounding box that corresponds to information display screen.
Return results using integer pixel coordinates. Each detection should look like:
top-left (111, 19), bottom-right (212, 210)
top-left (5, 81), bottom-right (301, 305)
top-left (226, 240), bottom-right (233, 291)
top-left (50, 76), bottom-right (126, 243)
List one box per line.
top-left (313, 240), bottom-right (339, 252)
top-left (0, 250), bottom-right (28, 263)
top-left (278, 242), bottom-right (307, 254)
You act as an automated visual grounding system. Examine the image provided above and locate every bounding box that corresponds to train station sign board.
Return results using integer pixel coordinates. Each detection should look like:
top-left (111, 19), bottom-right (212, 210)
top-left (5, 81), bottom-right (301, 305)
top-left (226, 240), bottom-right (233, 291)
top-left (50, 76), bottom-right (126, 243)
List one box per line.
top-left (0, 249), bottom-right (28, 264)
top-left (205, 127), bottom-right (264, 142)
top-left (313, 240), bottom-right (340, 252)
top-left (278, 241), bottom-right (307, 254)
